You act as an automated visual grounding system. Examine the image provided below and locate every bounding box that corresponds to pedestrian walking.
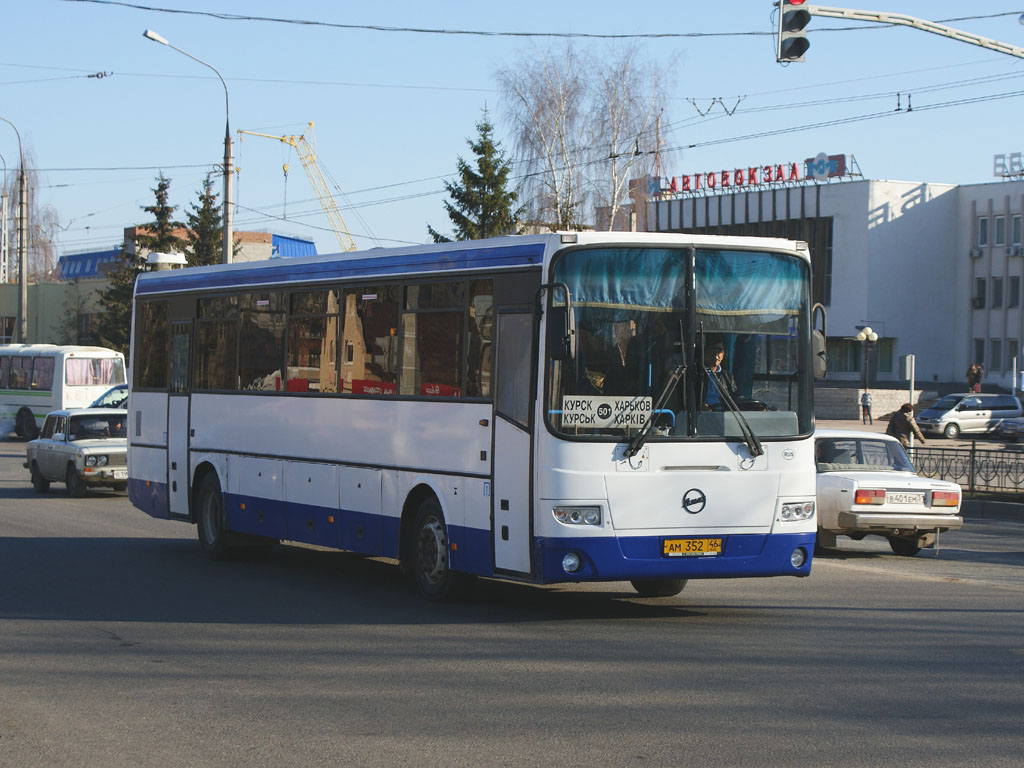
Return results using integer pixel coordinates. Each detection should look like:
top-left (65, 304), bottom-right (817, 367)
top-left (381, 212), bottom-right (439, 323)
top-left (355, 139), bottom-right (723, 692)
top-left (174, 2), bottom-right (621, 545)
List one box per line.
top-left (860, 391), bottom-right (873, 424)
top-left (967, 363), bottom-right (982, 393)
top-left (886, 403), bottom-right (926, 449)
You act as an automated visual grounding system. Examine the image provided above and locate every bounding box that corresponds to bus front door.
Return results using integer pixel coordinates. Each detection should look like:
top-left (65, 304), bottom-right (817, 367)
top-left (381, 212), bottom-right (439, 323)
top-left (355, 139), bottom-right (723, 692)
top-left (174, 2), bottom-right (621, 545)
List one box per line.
top-left (491, 310), bottom-right (535, 576)
top-left (167, 322), bottom-right (191, 517)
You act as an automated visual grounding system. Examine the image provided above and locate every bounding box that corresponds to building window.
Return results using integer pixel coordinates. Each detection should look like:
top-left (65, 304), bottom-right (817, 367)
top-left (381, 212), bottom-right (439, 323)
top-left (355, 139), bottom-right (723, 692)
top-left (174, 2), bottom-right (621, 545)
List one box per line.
top-left (876, 338), bottom-right (893, 373)
top-left (995, 215), bottom-right (1006, 246)
top-left (1013, 214), bottom-right (1022, 246)
top-left (824, 338), bottom-right (861, 373)
top-left (992, 277), bottom-right (1004, 309)
top-left (991, 339), bottom-right (1002, 371)
top-left (974, 278), bottom-right (986, 309)
top-left (977, 217), bottom-right (989, 247)
top-left (1011, 277), bottom-right (1021, 309)
top-left (974, 338), bottom-right (985, 367)
top-left (1010, 339), bottom-right (1020, 367)
top-left (1, 317), bottom-right (13, 344)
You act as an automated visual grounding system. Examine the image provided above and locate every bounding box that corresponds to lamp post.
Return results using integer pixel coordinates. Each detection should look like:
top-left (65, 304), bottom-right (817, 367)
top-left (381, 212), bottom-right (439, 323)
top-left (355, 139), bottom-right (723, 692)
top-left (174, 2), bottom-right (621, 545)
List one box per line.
top-left (856, 326), bottom-right (878, 391)
top-left (0, 116), bottom-right (27, 341)
top-left (143, 29), bottom-right (233, 264)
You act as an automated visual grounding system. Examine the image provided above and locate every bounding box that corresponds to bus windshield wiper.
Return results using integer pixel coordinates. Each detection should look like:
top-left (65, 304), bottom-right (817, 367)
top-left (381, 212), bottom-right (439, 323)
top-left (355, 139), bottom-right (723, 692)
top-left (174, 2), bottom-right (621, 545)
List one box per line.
top-left (707, 368), bottom-right (764, 458)
top-left (624, 364), bottom-right (686, 459)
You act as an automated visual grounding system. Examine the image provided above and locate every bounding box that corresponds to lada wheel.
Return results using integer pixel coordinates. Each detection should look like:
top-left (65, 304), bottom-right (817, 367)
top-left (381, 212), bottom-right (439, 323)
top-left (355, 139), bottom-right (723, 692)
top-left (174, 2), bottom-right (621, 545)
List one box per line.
top-left (30, 461), bottom-right (49, 493)
top-left (196, 473), bottom-right (231, 560)
top-left (411, 498), bottom-right (473, 601)
top-left (65, 464), bottom-right (86, 498)
top-left (943, 423), bottom-right (960, 439)
top-left (630, 579), bottom-right (688, 598)
top-left (888, 536), bottom-right (922, 557)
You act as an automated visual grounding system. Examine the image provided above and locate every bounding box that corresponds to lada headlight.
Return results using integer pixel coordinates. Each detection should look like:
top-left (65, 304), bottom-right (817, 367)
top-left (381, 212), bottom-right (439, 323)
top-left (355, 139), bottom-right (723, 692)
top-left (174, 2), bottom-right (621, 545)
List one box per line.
top-left (85, 455), bottom-right (108, 467)
top-left (553, 506), bottom-right (602, 526)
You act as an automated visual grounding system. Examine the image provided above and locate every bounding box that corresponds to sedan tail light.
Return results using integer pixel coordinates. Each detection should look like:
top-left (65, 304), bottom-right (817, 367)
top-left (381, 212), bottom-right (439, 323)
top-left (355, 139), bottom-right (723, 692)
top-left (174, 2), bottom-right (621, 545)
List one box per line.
top-left (931, 490), bottom-right (960, 507)
top-left (854, 488), bottom-right (886, 505)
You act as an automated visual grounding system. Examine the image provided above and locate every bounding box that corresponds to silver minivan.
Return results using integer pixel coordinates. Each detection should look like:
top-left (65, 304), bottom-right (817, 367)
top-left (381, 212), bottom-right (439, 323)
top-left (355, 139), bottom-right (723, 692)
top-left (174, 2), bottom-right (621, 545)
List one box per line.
top-left (916, 393), bottom-right (1024, 439)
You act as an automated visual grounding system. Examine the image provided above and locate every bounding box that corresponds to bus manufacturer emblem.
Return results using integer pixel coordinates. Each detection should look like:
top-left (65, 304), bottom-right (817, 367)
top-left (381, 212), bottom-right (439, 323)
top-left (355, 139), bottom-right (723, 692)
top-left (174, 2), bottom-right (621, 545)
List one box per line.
top-left (683, 489), bottom-right (707, 514)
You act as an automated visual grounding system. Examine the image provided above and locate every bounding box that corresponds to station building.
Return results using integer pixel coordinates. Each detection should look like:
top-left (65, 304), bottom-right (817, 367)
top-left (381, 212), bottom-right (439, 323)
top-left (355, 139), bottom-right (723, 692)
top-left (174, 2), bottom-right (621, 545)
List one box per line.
top-left (630, 153), bottom-right (1024, 399)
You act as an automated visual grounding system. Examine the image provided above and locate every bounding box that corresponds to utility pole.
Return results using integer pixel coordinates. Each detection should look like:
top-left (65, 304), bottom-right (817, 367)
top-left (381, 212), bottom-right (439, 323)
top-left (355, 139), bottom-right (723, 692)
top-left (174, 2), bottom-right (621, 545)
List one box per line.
top-left (1, 116), bottom-right (27, 342)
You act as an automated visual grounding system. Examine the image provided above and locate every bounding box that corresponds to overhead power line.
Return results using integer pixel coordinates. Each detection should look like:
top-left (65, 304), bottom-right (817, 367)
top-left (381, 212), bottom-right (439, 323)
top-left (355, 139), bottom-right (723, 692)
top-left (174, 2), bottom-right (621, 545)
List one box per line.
top-left (62, 1), bottom-right (1024, 39)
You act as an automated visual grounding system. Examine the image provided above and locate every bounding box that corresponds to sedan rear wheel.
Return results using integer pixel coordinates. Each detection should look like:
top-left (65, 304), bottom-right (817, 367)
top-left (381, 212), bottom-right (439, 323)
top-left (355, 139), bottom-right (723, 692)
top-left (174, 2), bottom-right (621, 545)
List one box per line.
top-left (888, 536), bottom-right (922, 557)
top-left (630, 579), bottom-right (688, 598)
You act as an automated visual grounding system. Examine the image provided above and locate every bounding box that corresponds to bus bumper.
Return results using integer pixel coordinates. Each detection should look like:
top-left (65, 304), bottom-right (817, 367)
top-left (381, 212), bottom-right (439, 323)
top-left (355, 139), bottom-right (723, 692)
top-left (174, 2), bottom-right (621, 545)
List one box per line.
top-left (534, 532), bottom-right (815, 584)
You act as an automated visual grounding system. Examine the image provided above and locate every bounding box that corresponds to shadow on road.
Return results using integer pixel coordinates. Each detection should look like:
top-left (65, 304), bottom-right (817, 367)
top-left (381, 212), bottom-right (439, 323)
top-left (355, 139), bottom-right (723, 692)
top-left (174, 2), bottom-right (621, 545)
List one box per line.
top-left (0, 535), bottom-right (708, 626)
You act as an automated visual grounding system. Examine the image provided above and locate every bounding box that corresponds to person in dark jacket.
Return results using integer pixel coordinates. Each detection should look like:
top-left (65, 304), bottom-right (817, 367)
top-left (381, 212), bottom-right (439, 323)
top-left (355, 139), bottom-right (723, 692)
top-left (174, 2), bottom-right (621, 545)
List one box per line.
top-left (701, 339), bottom-right (737, 410)
top-left (886, 403), bottom-right (926, 448)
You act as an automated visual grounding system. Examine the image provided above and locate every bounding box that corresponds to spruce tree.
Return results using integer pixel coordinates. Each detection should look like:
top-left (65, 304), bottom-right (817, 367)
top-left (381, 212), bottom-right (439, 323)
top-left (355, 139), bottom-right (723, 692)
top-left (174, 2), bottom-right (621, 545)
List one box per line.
top-left (185, 174), bottom-right (223, 267)
top-left (97, 175), bottom-right (187, 359)
top-left (428, 110), bottom-right (521, 242)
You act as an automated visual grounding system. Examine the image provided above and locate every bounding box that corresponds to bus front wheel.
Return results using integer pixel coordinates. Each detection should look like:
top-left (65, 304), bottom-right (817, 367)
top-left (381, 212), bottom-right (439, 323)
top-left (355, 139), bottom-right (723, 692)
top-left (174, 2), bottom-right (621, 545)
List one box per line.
top-left (630, 579), bottom-right (688, 598)
top-left (196, 473), bottom-right (231, 560)
top-left (411, 498), bottom-right (473, 601)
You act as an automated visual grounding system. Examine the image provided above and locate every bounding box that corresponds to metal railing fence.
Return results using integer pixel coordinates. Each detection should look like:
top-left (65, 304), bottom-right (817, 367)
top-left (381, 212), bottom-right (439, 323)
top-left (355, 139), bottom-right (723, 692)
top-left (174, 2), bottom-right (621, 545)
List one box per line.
top-left (909, 442), bottom-right (1024, 496)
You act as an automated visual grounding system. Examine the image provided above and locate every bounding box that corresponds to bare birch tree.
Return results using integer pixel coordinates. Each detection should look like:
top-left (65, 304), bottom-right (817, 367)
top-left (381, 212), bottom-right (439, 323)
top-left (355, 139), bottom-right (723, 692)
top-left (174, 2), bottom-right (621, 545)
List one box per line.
top-left (590, 46), bottom-right (672, 231)
top-left (2, 147), bottom-right (59, 280)
top-left (496, 44), bottom-right (589, 231)
top-left (497, 43), bottom-right (673, 232)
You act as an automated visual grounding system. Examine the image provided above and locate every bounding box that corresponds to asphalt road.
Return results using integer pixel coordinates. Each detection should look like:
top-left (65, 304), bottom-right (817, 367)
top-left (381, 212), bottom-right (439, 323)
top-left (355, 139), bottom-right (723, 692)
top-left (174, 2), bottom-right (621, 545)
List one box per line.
top-left (1, 446), bottom-right (1022, 768)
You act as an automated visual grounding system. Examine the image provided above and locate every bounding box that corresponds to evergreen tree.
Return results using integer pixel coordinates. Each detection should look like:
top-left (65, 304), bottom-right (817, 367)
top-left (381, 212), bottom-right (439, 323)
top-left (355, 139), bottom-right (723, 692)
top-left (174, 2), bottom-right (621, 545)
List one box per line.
top-left (97, 175), bottom-right (187, 359)
top-left (185, 174), bottom-right (223, 267)
top-left (428, 110), bottom-right (521, 242)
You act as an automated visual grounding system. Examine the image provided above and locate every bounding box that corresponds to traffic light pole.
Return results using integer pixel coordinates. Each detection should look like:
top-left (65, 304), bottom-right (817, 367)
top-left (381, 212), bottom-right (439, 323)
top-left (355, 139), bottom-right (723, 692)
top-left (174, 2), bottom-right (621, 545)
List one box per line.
top-left (807, 5), bottom-right (1024, 60)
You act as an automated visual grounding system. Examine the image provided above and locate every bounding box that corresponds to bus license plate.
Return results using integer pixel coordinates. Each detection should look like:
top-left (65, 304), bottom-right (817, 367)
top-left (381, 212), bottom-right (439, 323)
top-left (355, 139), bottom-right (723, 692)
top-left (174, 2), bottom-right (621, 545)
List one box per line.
top-left (663, 538), bottom-right (722, 557)
top-left (886, 492), bottom-right (924, 505)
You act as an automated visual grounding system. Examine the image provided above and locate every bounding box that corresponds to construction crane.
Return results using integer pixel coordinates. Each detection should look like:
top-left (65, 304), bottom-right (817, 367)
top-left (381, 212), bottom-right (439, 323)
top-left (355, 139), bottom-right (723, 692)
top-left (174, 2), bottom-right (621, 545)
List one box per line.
top-left (237, 122), bottom-right (357, 252)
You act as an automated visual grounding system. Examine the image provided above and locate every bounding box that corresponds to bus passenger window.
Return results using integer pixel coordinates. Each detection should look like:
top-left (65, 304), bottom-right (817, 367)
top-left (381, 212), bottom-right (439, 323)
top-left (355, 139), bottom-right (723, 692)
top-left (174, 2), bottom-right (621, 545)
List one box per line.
top-left (341, 286), bottom-right (399, 395)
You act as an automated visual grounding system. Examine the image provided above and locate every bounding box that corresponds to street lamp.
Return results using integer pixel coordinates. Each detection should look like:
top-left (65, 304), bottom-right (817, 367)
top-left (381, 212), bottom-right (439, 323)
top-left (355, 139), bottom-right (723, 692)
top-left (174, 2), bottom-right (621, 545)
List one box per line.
top-left (0, 116), bottom-right (28, 341)
top-left (143, 29), bottom-right (233, 264)
top-left (856, 326), bottom-right (879, 390)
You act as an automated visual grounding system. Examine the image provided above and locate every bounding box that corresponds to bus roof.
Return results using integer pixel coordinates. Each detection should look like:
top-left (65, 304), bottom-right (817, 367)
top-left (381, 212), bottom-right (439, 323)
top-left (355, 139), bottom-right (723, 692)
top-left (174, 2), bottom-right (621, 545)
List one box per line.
top-left (0, 344), bottom-right (124, 358)
top-left (134, 232), bottom-right (811, 297)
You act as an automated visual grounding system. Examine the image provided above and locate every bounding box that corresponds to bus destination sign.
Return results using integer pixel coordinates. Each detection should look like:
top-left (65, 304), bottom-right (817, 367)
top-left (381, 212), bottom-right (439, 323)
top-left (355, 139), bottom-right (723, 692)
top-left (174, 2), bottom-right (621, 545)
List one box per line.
top-left (561, 396), bottom-right (653, 429)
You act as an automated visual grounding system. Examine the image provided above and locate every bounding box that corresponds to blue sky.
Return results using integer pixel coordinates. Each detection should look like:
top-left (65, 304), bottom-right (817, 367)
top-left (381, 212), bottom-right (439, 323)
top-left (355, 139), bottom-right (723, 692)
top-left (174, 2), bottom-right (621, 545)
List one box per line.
top-left (2, 0), bottom-right (1023, 257)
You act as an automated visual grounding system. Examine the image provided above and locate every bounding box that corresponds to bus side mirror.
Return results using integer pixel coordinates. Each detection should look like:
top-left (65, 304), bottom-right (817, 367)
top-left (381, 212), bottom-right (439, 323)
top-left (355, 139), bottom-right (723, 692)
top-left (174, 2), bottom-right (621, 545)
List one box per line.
top-left (812, 329), bottom-right (827, 380)
top-left (546, 304), bottom-right (576, 361)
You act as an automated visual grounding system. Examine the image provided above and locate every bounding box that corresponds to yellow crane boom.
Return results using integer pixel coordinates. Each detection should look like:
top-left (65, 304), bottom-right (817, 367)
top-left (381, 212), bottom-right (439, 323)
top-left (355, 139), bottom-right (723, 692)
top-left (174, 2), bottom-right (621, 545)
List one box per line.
top-left (238, 121), bottom-right (357, 252)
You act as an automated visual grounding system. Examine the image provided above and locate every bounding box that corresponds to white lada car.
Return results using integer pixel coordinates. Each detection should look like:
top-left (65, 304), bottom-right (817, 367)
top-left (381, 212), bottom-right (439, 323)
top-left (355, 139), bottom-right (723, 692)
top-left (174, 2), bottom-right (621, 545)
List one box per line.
top-left (24, 409), bottom-right (128, 496)
top-left (814, 429), bottom-right (963, 556)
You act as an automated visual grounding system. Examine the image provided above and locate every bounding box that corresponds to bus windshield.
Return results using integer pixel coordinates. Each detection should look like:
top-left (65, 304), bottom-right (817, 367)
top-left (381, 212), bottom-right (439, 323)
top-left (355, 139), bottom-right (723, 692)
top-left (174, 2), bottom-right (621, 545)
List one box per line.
top-left (546, 246), bottom-right (813, 440)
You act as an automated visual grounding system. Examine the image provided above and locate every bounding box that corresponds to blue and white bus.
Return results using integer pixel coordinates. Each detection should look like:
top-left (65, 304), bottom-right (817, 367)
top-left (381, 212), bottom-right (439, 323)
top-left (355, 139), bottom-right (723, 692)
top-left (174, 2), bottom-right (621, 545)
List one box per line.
top-left (128, 232), bottom-right (819, 599)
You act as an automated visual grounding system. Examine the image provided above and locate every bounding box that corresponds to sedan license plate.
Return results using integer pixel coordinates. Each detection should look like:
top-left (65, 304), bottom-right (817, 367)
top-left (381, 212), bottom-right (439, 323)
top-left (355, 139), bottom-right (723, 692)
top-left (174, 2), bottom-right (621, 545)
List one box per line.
top-left (886, 491), bottom-right (924, 505)
top-left (663, 537), bottom-right (722, 557)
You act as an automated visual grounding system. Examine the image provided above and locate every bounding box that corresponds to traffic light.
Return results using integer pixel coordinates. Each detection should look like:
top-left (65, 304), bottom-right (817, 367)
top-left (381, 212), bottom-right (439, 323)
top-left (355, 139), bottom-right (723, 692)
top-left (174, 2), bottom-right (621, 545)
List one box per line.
top-left (777, 0), bottom-right (811, 62)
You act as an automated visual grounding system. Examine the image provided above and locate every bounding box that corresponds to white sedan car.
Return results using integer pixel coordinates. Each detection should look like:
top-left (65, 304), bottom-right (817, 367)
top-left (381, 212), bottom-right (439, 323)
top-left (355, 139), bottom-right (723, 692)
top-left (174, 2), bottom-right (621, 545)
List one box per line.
top-left (24, 409), bottom-right (128, 496)
top-left (815, 429), bottom-right (963, 556)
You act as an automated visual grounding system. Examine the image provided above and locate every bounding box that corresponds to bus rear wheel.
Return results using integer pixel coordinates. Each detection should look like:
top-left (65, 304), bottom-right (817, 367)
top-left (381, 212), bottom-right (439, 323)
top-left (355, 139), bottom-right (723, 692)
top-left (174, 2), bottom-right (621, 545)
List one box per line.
top-left (630, 579), bottom-right (688, 598)
top-left (196, 472), bottom-right (231, 560)
top-left (16, 408), bottom-right (38, 440)
top-left (411, 498), bottom-right (473, 601)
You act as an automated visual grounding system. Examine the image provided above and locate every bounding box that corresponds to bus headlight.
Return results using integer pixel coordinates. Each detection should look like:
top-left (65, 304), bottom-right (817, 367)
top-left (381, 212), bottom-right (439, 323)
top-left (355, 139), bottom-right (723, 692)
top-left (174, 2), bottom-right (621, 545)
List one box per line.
top-left (562, 552), bottom-right (582, 573)
top-left (85, 455), bottom-right (108, 467)
top-left (553, 506), bottom-right (602, 526)
top-left (791, 547), bottom-right (808, 568)
top-left (779, 501), bottom-right (814, 521)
